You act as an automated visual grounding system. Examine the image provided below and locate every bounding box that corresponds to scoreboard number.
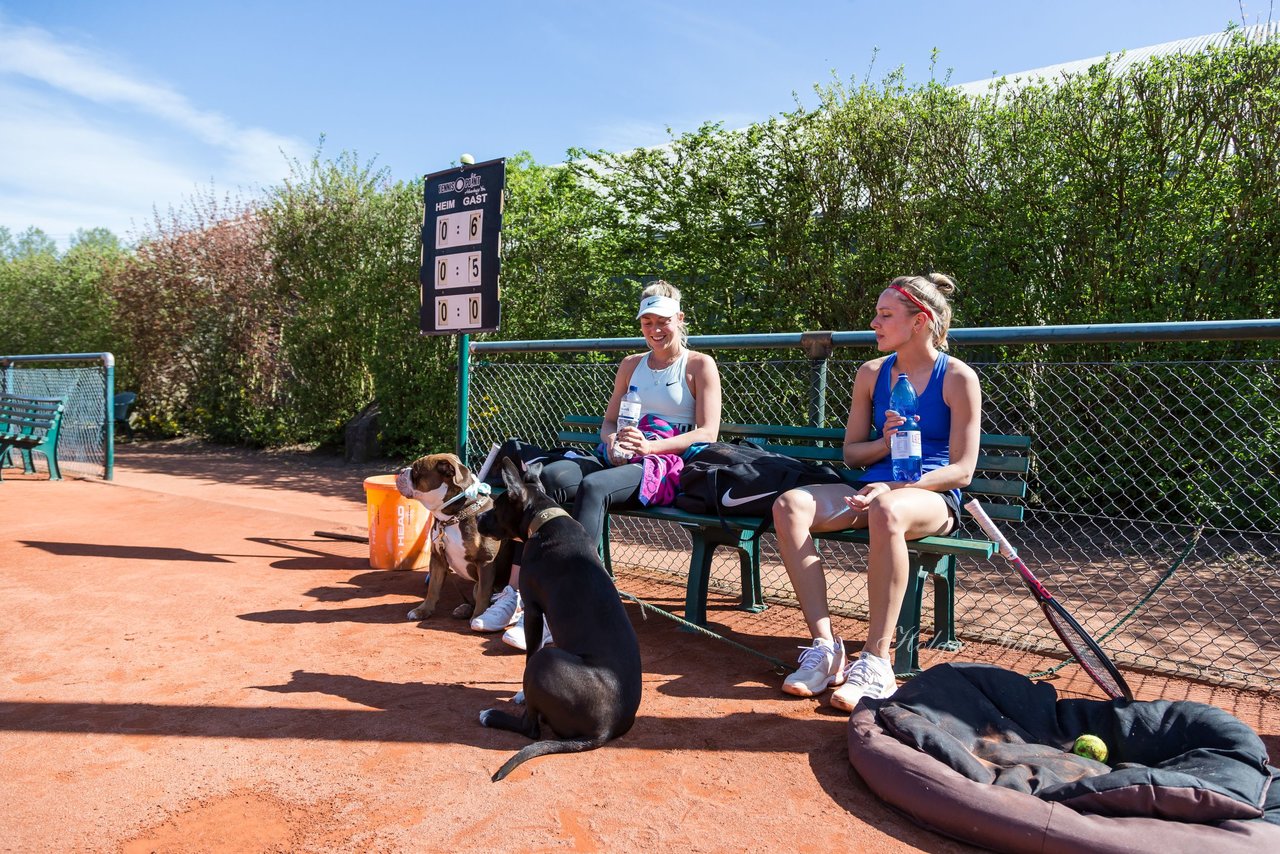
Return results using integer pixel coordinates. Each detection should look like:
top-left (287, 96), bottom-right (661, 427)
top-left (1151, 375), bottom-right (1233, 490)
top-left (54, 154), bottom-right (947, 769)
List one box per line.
top-left (434, 293), bottom-right (483, 331)
top-left (435, 210), bottom-right (484, 250)
top-left (434, 251), bottom-right (483, 289)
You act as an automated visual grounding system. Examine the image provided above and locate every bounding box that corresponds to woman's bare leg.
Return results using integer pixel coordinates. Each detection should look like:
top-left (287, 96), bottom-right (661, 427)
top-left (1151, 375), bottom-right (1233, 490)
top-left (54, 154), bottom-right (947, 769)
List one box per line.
top-left (861, 488), bottom-right (952, 659)
top-left (772, 484), bottom-right (866, 641)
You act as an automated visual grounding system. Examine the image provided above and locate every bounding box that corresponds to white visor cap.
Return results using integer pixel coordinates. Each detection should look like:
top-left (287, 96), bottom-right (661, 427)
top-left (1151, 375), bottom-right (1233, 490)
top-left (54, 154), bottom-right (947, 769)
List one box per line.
top-left (637, 295), bottom-right (681, 319)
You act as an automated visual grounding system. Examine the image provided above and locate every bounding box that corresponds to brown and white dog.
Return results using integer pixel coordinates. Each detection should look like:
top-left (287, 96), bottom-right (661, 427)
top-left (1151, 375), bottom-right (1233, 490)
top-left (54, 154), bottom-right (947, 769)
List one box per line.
top-left (395, 453), bottom-right (509, 621)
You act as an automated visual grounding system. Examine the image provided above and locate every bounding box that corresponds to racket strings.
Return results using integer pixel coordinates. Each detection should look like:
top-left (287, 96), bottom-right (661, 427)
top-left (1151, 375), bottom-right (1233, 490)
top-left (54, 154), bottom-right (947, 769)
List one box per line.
top-left (1044, 606), bottom-right (1128, 700)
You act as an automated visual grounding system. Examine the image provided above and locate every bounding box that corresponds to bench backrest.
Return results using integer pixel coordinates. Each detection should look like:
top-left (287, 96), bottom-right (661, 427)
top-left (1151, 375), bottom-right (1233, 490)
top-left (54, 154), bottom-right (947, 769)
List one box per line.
top-left (559, 414), bottom-right (1030, 522)
top-left (0, 394), bottom-right (65, 438)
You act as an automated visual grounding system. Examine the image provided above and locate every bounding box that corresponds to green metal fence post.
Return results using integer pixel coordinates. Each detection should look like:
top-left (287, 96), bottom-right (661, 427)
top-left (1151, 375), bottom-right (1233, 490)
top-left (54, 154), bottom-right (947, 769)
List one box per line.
top-left (104, 353), bottom-right (115, 480)
top-left (457, 333), bottom-right (471, 460)
top-left (801, 332), bottom-right (834, 428)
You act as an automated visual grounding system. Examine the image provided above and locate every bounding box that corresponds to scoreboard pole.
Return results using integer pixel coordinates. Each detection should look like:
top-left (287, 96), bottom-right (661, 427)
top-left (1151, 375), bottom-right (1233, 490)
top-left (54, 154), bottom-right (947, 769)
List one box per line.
top-left (456, 332), bottom-right (470, 459)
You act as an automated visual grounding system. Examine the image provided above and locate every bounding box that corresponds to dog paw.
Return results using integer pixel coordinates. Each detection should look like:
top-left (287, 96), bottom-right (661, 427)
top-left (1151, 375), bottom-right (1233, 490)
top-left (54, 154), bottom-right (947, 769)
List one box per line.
top-left (512, 690), bottom-right (525, 705)
top-left (407, 607), bottom-right (431, 621)
top-left (479, 709), bottom-right (496, 727)
top-left (451, 603), bottom-right (473, 619)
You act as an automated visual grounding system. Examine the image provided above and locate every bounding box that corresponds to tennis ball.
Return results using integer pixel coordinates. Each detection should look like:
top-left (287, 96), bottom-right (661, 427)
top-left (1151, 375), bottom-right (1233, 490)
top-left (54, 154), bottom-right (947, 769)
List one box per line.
top-left (460, 153), bottom-right (475, 165)
top-left (1072, 734), bottom-right (1109, 763)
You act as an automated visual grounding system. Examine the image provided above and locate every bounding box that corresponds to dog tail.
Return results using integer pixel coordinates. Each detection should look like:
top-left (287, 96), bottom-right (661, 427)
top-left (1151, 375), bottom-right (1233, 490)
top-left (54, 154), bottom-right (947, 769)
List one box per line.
top-left (491, 735), bottom-right (609, 782)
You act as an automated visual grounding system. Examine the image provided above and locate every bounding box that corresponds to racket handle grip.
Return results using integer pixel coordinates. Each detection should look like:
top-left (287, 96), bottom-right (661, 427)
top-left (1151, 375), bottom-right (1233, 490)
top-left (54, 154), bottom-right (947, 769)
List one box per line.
top-left (965, 499), bottom-right (1018, 559)
top-left (475, 443), bottom-right (502, 483)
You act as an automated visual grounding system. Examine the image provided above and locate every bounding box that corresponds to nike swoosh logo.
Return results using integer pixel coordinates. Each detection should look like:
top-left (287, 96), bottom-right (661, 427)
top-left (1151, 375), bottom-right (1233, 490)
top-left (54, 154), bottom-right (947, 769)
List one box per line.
top-left (666, 380), bottom-right (678, 386)
top-left (720, 489), bottom-right (777, 508)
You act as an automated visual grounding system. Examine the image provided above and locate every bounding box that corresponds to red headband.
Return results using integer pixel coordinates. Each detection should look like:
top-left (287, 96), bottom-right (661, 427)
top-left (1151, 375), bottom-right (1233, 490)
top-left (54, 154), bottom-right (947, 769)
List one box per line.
top-left (890, 284), bottom-right (934, 321)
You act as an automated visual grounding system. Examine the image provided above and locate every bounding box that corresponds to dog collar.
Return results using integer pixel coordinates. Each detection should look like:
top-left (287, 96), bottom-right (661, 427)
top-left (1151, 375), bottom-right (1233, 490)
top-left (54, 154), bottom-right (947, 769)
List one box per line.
top-left (436, 479), bottom-right (491, 513)
top-left (527, 507), bottom-right (570, 538)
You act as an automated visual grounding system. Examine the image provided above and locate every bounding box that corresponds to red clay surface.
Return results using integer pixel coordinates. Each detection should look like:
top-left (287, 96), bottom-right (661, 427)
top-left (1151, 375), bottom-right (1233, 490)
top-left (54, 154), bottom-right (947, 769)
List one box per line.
top-left (2, 440), bottom-right (1277, 853)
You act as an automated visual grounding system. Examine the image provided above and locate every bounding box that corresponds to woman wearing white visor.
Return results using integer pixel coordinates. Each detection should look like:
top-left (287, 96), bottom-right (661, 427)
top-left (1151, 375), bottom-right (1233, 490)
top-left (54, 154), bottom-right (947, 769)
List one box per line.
top-left (571, 280), bottom-right (722, 541)
top-left (475, 281), bottom-right (722, 650)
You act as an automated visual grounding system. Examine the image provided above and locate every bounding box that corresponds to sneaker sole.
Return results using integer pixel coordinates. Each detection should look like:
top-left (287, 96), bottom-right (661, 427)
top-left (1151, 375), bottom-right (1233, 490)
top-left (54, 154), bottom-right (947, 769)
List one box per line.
top-left (470, 618), bottom-right (517, 632)
top-left (830, 683), bottom-right (896, 712)
top-left (781, 673), bottom-right (847, 697)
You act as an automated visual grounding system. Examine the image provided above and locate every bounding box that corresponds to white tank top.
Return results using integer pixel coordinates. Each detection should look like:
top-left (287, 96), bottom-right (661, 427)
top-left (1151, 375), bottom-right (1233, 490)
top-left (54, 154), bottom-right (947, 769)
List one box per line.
top-left (625, 350), bottom-right (697, 429)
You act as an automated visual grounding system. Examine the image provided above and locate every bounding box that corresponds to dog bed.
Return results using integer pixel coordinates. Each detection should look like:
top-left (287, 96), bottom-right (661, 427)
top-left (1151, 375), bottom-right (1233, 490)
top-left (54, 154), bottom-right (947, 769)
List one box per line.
top-left (847, 663), bottom-right (1280, 853)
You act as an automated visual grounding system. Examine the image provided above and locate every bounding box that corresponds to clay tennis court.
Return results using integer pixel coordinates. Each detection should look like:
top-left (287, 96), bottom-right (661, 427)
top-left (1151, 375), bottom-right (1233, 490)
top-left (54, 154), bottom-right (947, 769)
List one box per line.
top-left (2, 441), bottom-right (1277, 852)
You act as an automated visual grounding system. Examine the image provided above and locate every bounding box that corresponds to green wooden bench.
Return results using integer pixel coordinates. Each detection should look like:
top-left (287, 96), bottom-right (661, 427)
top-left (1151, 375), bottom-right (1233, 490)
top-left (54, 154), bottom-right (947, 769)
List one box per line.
top-left (0, 394), bottom-right (66, 481)
top-left (556, 415), bottom-right (1031, 676)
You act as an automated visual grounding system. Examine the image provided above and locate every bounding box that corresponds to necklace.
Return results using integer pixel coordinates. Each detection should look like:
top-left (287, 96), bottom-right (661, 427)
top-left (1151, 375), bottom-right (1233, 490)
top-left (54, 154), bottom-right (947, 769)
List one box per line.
top-left (646, 351), bottom-right (683, 387)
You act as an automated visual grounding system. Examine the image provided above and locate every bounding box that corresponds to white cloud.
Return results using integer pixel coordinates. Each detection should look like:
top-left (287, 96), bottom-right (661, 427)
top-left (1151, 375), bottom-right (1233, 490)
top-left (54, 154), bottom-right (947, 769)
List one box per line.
top-left (0, 15), bottom-right (309, 244)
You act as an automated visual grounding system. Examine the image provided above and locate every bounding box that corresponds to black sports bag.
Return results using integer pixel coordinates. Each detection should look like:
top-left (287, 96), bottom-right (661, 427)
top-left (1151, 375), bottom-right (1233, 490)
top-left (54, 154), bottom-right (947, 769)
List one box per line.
top-left (675, 440), bottom-right (844, 520)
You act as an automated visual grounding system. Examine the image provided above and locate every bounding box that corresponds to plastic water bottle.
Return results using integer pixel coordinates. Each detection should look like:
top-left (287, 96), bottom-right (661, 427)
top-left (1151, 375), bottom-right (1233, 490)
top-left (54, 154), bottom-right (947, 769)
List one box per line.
top-left (612, 385), bottom-right (642, 464)
top-left (889, 373), bottom-right (922, 482)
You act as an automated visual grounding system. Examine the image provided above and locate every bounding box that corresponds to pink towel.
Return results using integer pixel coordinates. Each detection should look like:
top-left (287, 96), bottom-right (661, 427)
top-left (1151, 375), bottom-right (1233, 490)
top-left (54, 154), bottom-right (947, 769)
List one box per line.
top-left (639, 454), bottom-right (685, 506)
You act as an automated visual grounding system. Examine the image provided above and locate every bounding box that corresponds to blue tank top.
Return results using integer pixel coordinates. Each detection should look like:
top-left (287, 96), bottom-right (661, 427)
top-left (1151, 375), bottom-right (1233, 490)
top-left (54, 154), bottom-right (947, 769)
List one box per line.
top-left (862, 353), bottom-right (960, 502)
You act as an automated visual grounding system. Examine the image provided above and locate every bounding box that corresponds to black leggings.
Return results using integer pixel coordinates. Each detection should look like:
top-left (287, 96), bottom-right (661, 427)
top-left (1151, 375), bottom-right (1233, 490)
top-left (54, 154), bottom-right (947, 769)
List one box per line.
top-left (560, 461), bottom-right (645, 545)
top-left (534, 457), bottom-right (645, 545)
top-left (496, 448), bottom-right (644, 565)
top-left (491, 437), bottom-right (645, 563)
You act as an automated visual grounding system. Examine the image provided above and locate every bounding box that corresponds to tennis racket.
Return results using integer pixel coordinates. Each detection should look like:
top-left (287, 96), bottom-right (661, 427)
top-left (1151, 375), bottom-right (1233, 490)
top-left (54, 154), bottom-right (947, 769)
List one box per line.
top-left (965, 499), bottom-right (1133, 701)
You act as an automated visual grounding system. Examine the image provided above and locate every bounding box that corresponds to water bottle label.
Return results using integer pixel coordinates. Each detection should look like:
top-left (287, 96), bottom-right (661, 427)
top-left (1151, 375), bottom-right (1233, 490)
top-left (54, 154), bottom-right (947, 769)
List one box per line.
top-left (891, 431), bottom-right (921, 459)
top-left (619, 401), bottom-right (642, 422)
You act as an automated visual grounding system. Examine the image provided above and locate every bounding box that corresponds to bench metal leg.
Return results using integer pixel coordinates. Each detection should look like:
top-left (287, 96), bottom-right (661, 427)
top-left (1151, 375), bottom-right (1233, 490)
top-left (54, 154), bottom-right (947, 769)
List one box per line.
top-left (683, 526), bottom-right (765, 628)
top-left (893, 553), bottom-right (964, 677)
top-left (38, 448), bottom-right (61, 480)
top-left (925, 554), bottom-right (963, 654)
top-left (892, 556), bottom-right (930, 677)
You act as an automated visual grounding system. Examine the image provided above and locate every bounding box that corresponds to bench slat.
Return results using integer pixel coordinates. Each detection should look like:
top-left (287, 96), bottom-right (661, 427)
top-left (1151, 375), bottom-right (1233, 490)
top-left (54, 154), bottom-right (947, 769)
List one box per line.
top-left (721, 423), bottom-right (843, 442)
top-left (751, 443), bottom-right (843, 461)
top-left (979, 434), bottom-right (1032, 450)
top-left (976, 453), bottom-right (1031, 474)
top-left (967, 476), bottom-right (1027, 499)
top-left (0, 416), bottom-right (58, 430)
top-left (558, 430), bottom-right (602, 445)
top-left (1, 406), bottom-right (61, 419)
top-left (961, 502), bottom-right (1024, 522)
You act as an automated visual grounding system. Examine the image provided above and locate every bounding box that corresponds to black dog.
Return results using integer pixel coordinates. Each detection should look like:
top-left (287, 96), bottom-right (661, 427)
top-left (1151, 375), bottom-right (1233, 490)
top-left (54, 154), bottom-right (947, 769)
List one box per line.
top-left (476, 458), bottom-right (642, 782)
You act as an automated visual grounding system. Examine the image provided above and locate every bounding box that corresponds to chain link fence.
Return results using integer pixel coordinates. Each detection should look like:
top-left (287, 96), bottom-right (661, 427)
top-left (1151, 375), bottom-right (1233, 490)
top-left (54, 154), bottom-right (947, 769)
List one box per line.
top-left (465, 334), bottom-right (1280, 691)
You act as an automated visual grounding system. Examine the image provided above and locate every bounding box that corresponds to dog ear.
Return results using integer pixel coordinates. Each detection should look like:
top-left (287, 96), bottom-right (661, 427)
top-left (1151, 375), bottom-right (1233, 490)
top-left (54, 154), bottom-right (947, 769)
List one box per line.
top-left (524, 461), bottom-right (544, 485)
top-left (451, 459), bottom-right (473, 488)
top-left (499, 457), bottom-right (526, 499)
top-left (434, 458), bottom-right (457, 484)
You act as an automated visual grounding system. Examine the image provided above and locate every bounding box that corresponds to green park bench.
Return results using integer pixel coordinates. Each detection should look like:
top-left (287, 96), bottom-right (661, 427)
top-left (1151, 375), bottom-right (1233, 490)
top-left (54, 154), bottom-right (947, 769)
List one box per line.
top-left (0, 394), bottom-right (67, 481)
top-left (556, 414), bottom-right (1031, 676)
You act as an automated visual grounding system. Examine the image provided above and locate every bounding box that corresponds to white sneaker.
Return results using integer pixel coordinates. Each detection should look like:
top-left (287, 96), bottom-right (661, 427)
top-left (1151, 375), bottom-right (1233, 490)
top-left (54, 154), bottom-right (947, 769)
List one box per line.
top-left (781, 637), bottom-right (846, 697)
top-left (830, 652), bottom-right (897, 712)
top-left (502, 611), bottom-right (553, 651)
top-left (471, 585), bottom-right (521, 632)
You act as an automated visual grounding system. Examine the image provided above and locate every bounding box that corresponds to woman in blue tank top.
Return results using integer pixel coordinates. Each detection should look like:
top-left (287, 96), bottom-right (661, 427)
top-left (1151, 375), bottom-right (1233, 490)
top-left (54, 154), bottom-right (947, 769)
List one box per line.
top-left (774, 274), bottom-right (983, 712)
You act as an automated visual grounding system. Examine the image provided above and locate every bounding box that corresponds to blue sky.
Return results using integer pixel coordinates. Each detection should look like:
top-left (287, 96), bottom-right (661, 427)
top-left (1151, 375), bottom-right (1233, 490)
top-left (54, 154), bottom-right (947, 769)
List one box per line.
top-left (0, 0), bottom-right (1261, 246)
